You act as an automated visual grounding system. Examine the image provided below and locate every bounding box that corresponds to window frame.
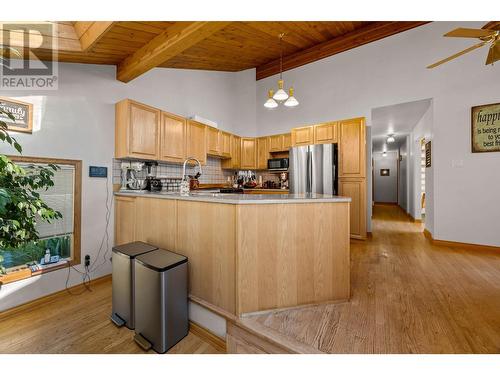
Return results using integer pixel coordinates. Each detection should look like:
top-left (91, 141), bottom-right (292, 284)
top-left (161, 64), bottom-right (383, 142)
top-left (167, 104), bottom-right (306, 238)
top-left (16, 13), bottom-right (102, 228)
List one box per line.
top-left (0, 155), bottom-right (82, 285)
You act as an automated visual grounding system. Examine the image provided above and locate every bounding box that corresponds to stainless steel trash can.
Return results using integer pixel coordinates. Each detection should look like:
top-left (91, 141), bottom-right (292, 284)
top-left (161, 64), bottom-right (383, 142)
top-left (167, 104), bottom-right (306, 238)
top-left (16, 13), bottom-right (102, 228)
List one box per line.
top-left (111, 241), bottom-right (158, 329)
top-left (133, 249), bottom-right (188, 353)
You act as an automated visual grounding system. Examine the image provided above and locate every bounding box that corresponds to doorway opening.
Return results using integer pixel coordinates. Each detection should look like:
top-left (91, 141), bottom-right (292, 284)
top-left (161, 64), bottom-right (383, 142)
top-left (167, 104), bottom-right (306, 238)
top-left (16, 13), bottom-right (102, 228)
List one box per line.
top-left (369, 98), bottom-right (433, 230)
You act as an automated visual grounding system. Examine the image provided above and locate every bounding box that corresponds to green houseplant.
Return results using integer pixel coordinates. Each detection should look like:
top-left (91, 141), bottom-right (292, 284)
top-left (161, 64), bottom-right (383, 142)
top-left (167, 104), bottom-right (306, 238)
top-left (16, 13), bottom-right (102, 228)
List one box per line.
top-left (0, 107), bottom-right (62, 275)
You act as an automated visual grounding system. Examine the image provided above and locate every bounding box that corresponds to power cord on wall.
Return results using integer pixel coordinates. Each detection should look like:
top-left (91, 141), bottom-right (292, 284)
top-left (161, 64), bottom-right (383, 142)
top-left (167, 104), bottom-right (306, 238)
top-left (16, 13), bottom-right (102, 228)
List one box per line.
top-left (65, 174), bottom-right (113, 295)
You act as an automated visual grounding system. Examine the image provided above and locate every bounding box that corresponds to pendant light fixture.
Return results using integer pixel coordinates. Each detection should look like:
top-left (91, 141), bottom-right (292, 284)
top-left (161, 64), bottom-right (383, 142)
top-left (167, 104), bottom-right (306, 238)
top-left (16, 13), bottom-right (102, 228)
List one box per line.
top-left (264, 33), bottom-right (299, 109)
top-left (387, 134), bottom-right (396, 143)
top-left (264, 89), bottom-right (278, 109)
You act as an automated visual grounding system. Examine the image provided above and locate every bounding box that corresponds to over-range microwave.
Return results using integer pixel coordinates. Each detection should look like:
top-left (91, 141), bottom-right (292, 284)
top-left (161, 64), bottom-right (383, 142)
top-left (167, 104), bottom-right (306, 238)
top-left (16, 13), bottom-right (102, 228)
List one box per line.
top-left (267, 158), bottom-right (289, 171)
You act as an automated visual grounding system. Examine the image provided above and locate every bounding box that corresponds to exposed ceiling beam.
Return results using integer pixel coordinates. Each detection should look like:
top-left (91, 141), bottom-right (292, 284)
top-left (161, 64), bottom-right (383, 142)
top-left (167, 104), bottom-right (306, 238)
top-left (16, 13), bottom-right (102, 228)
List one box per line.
top-left (255, 21), bottom-right (430, 80)
top-left (483, 21), bottom-right (500, 30)
top-left (74, 21), bottom-right (115, 51)
top-left (116, 21), bottom-right (231, 83)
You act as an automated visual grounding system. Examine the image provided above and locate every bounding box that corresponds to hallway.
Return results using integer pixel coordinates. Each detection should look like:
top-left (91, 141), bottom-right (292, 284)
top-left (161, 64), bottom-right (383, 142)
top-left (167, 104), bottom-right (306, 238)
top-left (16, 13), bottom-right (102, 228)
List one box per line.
top-left (241, 204), bottom-right (500, 353)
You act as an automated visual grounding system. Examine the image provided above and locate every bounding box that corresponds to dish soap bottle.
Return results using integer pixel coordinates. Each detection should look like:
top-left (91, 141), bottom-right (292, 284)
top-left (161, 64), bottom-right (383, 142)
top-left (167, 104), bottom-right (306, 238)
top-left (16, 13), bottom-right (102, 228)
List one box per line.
top-left (44, 249), bottom-right (51, 264)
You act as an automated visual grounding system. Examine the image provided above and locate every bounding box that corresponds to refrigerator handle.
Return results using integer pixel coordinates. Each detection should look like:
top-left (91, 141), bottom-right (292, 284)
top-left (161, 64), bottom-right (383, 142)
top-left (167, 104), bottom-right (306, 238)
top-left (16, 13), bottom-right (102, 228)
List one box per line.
top-left (307, 147), bottom-right (312, 194)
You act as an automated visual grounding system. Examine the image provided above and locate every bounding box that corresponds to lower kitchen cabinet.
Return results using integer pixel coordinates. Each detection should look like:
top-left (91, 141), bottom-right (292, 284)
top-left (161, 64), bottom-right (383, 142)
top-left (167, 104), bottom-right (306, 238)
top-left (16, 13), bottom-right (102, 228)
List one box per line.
top-left (338, 177), bottom-right (366, 239)
top-left (114, 196), bottom-right (136, 246)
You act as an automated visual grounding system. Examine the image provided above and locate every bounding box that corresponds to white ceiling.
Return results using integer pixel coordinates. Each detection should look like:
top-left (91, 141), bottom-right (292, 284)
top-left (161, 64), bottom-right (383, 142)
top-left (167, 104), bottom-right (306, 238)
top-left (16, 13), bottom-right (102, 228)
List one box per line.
top-left (371, 98), bottom-right (431, 152)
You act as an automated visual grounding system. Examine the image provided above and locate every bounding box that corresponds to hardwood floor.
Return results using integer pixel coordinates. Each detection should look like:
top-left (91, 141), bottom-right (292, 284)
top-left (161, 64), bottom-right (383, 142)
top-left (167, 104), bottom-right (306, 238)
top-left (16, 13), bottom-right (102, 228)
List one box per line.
top-left (240, 204), bottom-right (500, 354)
top-left (0, 278), bottom-right (224, 354)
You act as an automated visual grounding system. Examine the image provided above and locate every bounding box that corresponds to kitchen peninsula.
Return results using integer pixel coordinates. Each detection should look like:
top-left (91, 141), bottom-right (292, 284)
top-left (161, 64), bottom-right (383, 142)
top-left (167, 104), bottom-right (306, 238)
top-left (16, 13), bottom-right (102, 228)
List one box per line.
top-left (114, 191), bottom-right (351, 316)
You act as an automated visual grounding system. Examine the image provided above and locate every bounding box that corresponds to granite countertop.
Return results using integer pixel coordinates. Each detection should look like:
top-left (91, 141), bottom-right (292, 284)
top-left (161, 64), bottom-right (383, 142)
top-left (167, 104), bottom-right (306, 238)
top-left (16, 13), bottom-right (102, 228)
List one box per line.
top-left (114, 190), bottom-right (351, 205)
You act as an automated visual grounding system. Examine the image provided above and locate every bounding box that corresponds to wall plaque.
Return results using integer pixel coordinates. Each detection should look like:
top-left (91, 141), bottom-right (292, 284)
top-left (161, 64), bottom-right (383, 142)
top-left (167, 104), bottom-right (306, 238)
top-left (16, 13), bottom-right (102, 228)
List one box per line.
top-left (425, 141), bottom-right (432, 168)
top-left (0, 97), bottom-right (33, 133)
top-left (471, 102), bottom-right (500, 153)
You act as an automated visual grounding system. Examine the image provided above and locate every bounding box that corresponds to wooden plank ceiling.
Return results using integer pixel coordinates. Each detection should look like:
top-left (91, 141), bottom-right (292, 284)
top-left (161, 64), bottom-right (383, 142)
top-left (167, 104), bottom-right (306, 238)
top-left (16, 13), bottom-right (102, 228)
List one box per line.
top-left (0, 21), bottom-right (431, 82)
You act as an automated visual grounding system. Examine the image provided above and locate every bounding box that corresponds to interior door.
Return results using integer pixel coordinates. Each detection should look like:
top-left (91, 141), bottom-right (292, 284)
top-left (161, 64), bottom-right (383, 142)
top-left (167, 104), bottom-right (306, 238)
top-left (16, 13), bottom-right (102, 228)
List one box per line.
top-left (289, 146), bottom-right (309, 194)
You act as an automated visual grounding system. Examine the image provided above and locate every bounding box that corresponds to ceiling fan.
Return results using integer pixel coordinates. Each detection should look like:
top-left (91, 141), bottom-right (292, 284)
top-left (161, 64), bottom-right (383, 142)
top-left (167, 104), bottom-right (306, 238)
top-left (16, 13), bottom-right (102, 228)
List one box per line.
top-left (427, 25), bottom-right (500, 68)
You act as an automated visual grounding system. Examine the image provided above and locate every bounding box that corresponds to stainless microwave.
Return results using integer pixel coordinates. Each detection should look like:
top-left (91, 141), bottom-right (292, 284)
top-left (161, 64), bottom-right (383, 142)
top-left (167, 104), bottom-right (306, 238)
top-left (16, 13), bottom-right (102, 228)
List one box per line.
top-left (267, 158), bottom-right (289, 171)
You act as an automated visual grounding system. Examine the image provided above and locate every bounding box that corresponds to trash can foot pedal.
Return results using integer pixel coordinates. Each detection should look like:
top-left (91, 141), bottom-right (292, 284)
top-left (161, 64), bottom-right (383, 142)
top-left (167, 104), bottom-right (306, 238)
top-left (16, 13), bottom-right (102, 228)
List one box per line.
top-left (110, 313), bottom-right (125, 327)
top-left (134, 333), bottom-right (152, 351)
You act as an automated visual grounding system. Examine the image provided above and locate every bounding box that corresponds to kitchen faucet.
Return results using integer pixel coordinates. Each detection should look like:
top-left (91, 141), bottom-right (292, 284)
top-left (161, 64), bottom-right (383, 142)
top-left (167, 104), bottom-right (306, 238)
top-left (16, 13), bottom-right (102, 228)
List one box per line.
top-left (180, 157), bottom-right (203, 195)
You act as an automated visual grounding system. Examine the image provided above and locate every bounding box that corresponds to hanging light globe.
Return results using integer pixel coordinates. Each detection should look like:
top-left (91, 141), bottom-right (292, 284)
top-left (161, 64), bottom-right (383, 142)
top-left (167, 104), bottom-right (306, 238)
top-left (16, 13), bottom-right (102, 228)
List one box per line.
top-left (273, 79), bottom-right (289, 101)
top-left (264, 89), bottom-right (278, 109)
top-left (284, 88), bottom-right (299, 107)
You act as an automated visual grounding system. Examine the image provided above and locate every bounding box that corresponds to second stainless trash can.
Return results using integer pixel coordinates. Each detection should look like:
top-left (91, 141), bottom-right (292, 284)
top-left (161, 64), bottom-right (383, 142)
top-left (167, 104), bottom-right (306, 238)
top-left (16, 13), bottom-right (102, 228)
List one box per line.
top-left (111, 241), bottom-right (158, 329)
top-left (133, 249), bottom-right (188, 353)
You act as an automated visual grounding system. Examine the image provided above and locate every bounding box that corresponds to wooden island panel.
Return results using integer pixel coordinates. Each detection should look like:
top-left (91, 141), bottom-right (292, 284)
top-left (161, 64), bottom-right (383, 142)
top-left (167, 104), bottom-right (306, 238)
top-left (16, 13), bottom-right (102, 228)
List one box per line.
top-left (176, 201), bottom-right (236, 315)
top-left (134, 197), bottom-right (177, 251)
top-left (236, 202), bottom-right (350, 314)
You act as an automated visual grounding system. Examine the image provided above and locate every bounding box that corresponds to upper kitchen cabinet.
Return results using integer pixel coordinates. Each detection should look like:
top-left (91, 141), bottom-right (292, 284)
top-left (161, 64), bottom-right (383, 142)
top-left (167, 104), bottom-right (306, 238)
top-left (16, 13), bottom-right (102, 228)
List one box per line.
top-left (269, 134), bottom-right (283, 152)
top-left (257, 137), bottom-right (270, 169)
top-left (207, 127), bottom-right (231, 158)
top-left (220, 131), bottom-right (231, 158)
top-left (186, 120), bottom-right (207, 165)
top-left (221, 135), bottom-right (241, 170)
top-left (240, 137), bottom-right (257, 169)
top-left (206, 126), bottom-right (221, 156)
top-left (314, 122), bottom-right (338, 144)
top-left (159, 111), bottom-right (186, 163)
top-left (115, 99), bottom-right (160, 160)
top-left (283, 133), bottom-right (292, 151)
top-left (338, 117), bottom-right (366, 178)
top-left (268, 133), bottom-right (291, 152)
top-left (291, 126), bottom-right (314, 147)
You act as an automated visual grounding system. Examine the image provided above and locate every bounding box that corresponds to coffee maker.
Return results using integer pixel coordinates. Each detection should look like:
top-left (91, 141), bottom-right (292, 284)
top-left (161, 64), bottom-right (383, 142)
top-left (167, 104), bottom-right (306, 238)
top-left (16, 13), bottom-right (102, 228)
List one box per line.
top-left (145, 161), bottom-right (162, 192)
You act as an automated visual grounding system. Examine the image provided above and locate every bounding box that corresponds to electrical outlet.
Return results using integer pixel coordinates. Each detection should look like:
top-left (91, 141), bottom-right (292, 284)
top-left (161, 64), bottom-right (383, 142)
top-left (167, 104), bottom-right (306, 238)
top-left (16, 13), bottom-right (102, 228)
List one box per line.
top-left (85, 254), bottom-right (91, 267)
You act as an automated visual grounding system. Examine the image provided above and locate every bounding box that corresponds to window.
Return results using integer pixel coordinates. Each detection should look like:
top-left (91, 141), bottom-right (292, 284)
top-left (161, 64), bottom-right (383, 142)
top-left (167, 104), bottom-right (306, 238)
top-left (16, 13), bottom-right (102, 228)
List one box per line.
top-left (0, 156), bottom-right (81, 283)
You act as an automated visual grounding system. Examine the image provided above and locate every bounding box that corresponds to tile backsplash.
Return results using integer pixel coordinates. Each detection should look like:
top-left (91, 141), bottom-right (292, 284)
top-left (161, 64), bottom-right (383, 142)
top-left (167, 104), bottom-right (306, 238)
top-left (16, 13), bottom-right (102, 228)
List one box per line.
top-left (113, 157), bottom-right (234, 185)
top-left (113, 157), bottom-right (281, 187)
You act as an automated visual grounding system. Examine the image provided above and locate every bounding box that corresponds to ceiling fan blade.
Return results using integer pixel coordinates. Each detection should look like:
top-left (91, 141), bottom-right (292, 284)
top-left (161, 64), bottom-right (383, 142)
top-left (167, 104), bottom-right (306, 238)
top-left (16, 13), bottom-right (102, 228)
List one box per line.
top-left (427, 41), bottom-right (487, 69)
top-left (444, 28), bottom-right (495, 38)
top-left (485, 43), bottom-right (500, 65)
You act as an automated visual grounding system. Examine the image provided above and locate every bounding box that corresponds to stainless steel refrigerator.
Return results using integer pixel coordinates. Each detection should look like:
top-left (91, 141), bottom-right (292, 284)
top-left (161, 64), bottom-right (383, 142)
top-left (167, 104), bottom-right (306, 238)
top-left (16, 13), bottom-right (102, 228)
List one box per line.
top-left (289, 143), bottom-right (338, 195)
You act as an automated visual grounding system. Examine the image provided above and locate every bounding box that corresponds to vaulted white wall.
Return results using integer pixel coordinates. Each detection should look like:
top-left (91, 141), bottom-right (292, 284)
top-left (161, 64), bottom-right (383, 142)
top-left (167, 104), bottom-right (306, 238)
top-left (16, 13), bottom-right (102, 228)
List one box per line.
top-left (256, 21), bottom-right (500, 246)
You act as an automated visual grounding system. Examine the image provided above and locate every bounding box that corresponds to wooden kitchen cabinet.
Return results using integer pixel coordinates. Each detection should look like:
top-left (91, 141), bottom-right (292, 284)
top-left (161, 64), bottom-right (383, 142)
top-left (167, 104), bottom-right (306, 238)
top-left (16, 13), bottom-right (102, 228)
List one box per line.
top-left (339, 177), bottom-right (366, 239)
top-left (222, 135), bottom-right (241, 169)
top-left (134, 197), bottom-right (177, 252)
top-left (114, 196), bottom-right (136, 246)
top-left (240, 137), bottom-right (257, 169)
top-left (221, 131), bottom-right (231, 158)
top-left (269, 134), bottom-right (283, 152)
top-left (257, 137), bottom-right (270, 169)
top-left (314, 122), bottom-right (338, 144)
top-left (206, 126), bottom-right (221, 156)
top-left (283, 133), bottom-right (292, 151)
top-left (159, 111), bottom-right (186, 163)
top-left (291, 126), bottom-right (314, 146)
top-left (115, 99), bottom-right (160, 160)
top-left (339, 117), bottom-right (365, 178)
top-left (186, 120), bottom-right (207, 165)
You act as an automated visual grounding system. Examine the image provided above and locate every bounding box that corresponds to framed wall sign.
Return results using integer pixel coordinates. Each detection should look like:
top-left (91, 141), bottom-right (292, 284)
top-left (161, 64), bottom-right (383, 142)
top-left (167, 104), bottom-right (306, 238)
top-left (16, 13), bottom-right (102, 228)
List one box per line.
top-left (425, 141), bottom-right (432, 167)
top-left (0, 97), bottom-right (33, 133)
top-left (471, 102), bottom-right (500, 153)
